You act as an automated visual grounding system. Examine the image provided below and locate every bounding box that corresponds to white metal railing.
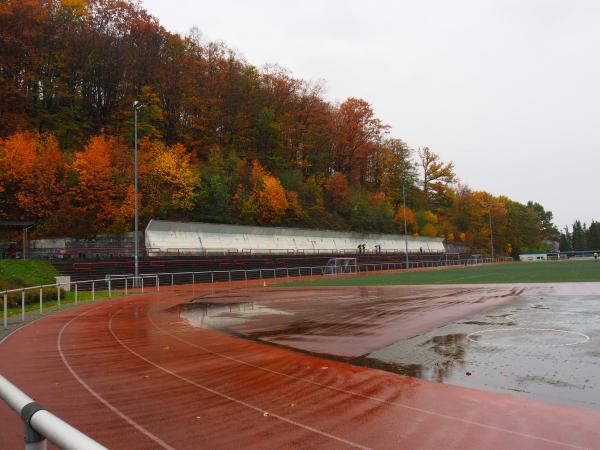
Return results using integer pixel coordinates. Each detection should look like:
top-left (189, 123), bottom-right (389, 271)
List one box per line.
top-left (1, 256), bottom-right (512, 330)
top-left (0, 375), bottom-right (107, 449)
top-left (1, 273), bottom-right (162, 330)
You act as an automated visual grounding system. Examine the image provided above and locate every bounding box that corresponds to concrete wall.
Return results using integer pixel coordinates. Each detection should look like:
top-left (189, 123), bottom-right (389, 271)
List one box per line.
top-left (145, 220), bottom-right (445, 255)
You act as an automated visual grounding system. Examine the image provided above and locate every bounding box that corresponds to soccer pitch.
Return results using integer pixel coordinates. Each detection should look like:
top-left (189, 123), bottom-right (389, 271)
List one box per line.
top-left (276, 260), bottom-right (600, 287)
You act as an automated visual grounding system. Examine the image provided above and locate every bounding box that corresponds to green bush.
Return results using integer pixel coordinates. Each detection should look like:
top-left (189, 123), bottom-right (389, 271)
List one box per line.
top-left (4, 286), bottom-right (59, 308)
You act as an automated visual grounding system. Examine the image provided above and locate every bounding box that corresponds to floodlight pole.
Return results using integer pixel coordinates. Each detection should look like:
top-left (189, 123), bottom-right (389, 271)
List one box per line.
top-left (488, 207), bottom-right (494, 258)
top-left (133, 101), bottom-right (143, 286)
top-left (402, 180), bottom-right (409, 268)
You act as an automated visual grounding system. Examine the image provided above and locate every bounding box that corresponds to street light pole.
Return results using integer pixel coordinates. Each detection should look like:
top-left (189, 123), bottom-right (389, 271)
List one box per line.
top-left (402, 180), bottom-right (409, 269)
top-left (488, 207), bottom-right (494, 258)
top-left (133, 101), bottom-right (143, 285)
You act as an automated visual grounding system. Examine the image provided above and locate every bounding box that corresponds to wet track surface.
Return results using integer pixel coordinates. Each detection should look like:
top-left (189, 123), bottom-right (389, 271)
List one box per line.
top-left (2, 281), bottom-right (600, 449)
top-left (178, 283), bottom-right (600, 411)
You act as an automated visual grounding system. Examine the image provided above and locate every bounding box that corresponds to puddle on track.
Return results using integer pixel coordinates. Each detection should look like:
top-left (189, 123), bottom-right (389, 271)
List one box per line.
top-left (174, 285), bottom-right (523, 357)
top-left (363, 295), bottom-right (600, 411)
top-left (173, 287), bottom-right (600, 411)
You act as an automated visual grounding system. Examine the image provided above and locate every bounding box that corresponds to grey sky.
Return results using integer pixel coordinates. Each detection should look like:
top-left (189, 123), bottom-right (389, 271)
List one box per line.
top-left (141, 0), bottom-right (600, 229)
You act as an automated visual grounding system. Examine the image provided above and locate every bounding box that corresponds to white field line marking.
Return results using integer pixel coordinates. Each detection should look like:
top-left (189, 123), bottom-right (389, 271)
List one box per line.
top-left (467, 328), bottom-right (590, 347)
top-left (57, 307), bottom-right (176, 450)
top-left (109, 308), bottom-right (371, 450)
top-left (147, 306), bottom-right (590, 450)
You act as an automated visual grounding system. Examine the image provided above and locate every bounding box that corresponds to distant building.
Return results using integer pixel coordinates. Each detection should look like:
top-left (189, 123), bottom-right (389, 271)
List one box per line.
top-left (519, 252), bottom-right (549, 261)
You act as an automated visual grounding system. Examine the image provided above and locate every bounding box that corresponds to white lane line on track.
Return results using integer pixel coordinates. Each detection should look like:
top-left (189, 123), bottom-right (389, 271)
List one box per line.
top-left (147, 307), bottom-right (590, 450)
top-left (109, 307), bottom-right (371, 450)
top-left (1, 319), bottom-right (37, 345)
top-left (57, 306), bottom-right (176, 450)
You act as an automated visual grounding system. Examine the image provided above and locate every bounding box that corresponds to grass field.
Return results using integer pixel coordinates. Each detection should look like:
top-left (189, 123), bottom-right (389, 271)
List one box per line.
top-left (275, 260), bottom-right (600, 287)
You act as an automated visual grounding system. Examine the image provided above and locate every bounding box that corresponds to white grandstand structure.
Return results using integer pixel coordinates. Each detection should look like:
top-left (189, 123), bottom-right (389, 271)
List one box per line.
top-left (145, 220), bottom-right (446, 256)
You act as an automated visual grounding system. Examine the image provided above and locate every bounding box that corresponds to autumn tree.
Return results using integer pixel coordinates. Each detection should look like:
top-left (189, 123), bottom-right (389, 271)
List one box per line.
top-left (68, 135), bottom-right (131, 234)
top-left (393, 206), bottom-right (418, 234)
top-left (332, 98), bottom-right (389, 182)
top-left (239, 161), bottom-right (288, 225)
top-left (418, 147), bottom-right (456, 206)
top-left (0, 132), bottom-right (65, 220)
top-left (324, 172), bottom-right (349, 213)
top-left (139, 139), bottom-right (199, 219)
top-left (366, 138), bottom-right (417, 208)
top-left (0, 0), bottom-right (562, 254)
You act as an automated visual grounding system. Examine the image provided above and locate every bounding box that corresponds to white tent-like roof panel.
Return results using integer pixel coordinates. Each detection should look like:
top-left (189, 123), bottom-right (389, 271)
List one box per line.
top-left (145, 220), bottom-right (446, 255)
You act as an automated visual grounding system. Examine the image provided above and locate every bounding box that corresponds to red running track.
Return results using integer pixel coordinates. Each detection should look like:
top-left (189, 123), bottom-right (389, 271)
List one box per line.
top-left (1, 283), bottom-right (599, 450)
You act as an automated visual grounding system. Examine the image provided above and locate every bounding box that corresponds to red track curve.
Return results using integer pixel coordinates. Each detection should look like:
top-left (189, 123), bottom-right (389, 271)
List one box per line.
top-left (1, 284), bottom-right (599, 449)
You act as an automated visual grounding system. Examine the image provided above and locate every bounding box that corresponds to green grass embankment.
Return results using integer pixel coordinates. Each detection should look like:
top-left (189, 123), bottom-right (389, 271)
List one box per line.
top-left (0, 259), bottom-right (58, 291)
top-left (1, 260), bottom-right (62, 314)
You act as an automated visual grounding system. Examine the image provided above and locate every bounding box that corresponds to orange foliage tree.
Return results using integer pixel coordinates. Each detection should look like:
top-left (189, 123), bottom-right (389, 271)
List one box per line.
top-left (0, 132), bottom-right (65, 220)
top-left (240, 161), bottom-right (288, 225)
top-left (393, 206), bottom-right (418, 234)
top-left (69, 135), bottom-right (131, 233)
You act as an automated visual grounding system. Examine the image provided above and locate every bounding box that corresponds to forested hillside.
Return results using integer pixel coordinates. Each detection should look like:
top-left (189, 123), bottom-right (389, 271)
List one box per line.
top-left (0, 0), bottom-right (559, 255)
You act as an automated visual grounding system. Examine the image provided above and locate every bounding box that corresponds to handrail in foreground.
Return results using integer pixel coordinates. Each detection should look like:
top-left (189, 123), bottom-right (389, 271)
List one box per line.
top-left (0, 375), bottom-right (107, 450)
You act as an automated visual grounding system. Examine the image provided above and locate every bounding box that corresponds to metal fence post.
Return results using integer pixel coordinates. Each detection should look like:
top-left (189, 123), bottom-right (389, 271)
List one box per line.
top-left (171, 274), bottom-right (174, 288)
top-left (74, 283), bottom-right (78, 304)
top-left (3, 293), bottom-right (6, 330)
top-left (141, 277), bottom-right (144, 293)
top-left (39, 288), bottom-right (43, 315)
top-left (108, 278), bottom-right (111, 298)
top-left (92, 281), bottom-right (95, 301)
top-left (57, 284), bottom-right (61, 309)
top-left (211, 272), bottom-right (214, 284)
top-left (192, 273), bottom-right (195, 286)
top-left (125, 278), bottom-right (128, 296)
top-left (156, 275), bottom-right (160, 292)
top-left (228, 271), bottom-right (231, 283)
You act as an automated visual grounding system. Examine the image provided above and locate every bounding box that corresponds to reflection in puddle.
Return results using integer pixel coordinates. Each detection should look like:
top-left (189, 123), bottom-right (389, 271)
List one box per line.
top-left (421, 333), bottom-right (467, 382)
top-left (355, 333), bottom-right (470, 382)
top-left (178, 301), bottom-right (291, 329)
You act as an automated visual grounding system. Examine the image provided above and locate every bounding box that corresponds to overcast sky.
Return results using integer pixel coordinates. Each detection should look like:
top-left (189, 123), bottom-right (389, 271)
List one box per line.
top-left (141, 0), bottom-right (600, 229)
